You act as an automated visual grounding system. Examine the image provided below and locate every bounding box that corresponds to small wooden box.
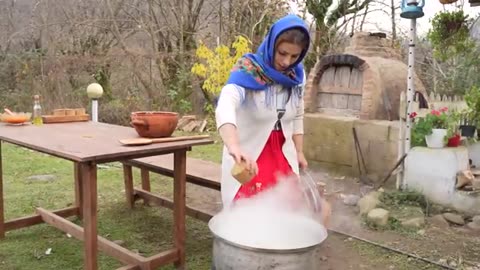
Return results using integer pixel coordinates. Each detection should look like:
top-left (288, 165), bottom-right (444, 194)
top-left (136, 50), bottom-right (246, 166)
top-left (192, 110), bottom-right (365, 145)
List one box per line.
top-left (53, 109), bottom-right (66, 116)
top-left (231, 162), bottom-right (255, 184)
top-left (65, 109), bottom-right (76, 116)
top-left (43, 107), bottom-right (89, 123)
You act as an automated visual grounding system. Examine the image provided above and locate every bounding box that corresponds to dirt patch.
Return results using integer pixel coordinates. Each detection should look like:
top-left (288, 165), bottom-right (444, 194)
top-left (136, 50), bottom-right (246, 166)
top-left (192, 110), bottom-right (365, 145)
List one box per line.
top-left (314, 167), bottom-right (480, 269)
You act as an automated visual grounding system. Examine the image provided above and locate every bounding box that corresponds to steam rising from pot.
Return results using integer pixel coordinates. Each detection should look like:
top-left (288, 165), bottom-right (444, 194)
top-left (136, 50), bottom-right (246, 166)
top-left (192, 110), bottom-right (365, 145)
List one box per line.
top-left (209, 176), bottom-right (328, 250)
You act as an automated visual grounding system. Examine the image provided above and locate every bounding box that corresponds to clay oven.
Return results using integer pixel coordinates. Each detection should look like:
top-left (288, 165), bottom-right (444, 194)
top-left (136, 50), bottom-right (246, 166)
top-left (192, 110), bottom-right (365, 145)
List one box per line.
top-left (304, 32), bottom-right (428, 120)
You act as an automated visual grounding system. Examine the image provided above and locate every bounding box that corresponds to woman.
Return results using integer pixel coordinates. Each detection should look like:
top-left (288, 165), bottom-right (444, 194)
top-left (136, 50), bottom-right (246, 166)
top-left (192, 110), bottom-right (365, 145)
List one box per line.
top-left (215, 14), bottom-right (329, 222)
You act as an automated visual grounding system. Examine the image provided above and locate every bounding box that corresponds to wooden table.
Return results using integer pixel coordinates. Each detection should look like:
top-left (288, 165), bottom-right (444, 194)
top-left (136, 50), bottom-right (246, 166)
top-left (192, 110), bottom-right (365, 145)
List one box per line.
top-left (0, 121), bottom-right (213, 270)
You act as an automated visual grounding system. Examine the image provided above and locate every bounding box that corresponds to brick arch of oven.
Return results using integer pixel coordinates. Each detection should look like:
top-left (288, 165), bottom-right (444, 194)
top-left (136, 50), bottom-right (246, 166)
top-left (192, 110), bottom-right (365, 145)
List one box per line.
top-left (304, 54), bottom-right (378, 119)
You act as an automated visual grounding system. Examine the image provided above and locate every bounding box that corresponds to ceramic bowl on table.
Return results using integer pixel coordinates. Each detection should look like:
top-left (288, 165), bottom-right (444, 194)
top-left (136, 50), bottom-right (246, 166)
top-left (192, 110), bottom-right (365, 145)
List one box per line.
top-left (0, 112), bottom-right (32, 125)
top-left (130, 111), bottom-right (179, 138)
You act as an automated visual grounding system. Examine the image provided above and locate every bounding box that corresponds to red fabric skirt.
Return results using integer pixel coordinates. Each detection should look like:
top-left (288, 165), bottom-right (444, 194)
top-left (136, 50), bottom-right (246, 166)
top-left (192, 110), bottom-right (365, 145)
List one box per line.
top-left (234, 130), bottom-right (295, 200)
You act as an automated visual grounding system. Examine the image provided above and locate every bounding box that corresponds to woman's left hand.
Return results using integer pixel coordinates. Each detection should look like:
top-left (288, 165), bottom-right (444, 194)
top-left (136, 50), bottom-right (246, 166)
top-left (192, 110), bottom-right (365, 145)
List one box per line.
top-left (297, 151), bottom-right (308, 170)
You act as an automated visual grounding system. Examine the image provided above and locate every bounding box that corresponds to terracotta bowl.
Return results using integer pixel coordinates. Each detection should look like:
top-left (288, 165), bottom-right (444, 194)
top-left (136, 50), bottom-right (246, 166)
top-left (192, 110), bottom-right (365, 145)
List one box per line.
top-left (130, 111), bottom-right (179, 138)
top-left (0, 112), bottom-right (32, 124)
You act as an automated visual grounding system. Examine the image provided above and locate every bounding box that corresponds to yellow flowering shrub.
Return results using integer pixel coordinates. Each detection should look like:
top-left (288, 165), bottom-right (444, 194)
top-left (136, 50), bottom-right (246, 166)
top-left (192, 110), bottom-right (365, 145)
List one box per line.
top-left (191, 36), bottom-right (251, 102)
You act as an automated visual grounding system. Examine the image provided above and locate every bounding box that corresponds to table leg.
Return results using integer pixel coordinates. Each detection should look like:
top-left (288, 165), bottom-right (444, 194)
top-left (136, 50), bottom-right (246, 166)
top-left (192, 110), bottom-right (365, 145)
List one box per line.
top-left (74, 163), bottom-right (83, 219)
top-left (173, 150), bottom-right (187, 270)
top-left (141, 169), bottom-right (151, 206)
top-left (80, 162), bottom-right (98, 270)
top-left (0, 141), bottom-right (4, 239)
top-left (122, 164), bottom-right (134, 208)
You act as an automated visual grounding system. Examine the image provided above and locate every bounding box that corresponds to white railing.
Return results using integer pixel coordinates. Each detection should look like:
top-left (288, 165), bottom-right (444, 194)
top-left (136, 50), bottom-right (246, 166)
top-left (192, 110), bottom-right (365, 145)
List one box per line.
top-left (399, 91), bottom-right (467, 119)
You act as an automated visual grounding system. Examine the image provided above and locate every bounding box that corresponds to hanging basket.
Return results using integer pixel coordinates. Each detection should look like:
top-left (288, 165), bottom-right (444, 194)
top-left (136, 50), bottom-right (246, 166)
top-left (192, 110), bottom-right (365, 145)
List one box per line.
top-left (445, 20), bottom-right (464, 33)
top-left (439, 0), bottom-right (458, 4)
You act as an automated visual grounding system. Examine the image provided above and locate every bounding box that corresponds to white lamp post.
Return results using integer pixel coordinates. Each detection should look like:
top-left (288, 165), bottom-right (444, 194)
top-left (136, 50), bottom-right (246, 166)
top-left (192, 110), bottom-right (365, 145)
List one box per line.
top-left (86, 83), bottom-right (104, 123)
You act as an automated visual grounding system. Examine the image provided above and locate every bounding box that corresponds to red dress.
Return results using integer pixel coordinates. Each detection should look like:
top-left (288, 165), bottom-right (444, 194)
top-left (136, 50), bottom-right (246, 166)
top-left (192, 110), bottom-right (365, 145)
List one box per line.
top-left (234, 130), bottom-right (294, 200)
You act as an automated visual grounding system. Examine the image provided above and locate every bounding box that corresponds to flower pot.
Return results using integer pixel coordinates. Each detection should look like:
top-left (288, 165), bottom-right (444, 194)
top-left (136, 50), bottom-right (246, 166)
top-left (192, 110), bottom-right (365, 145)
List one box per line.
top-left (447, 134), bottom-right (461, 147)
top-left (425, 128), bottom-right (447, 148)
top-left (460, 125), bottom-right (476, 137)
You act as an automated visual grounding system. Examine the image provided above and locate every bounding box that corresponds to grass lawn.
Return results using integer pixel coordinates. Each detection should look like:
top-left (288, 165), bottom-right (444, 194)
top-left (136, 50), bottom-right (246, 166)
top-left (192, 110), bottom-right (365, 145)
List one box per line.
top-left (0, 131), bottom-right (223, 270)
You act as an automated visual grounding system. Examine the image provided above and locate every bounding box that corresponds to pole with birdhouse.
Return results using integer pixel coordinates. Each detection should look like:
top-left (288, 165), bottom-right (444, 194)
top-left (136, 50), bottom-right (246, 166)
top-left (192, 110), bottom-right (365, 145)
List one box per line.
top-left (397, 0), bottom-right (425, 189)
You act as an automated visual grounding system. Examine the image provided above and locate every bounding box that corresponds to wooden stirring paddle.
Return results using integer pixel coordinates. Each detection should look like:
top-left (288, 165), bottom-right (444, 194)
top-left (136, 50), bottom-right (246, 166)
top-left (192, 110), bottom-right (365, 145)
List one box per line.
top-left (4, 108), bottom-right (14, 115)
top-left (119, 135), bottom-right (210, 146)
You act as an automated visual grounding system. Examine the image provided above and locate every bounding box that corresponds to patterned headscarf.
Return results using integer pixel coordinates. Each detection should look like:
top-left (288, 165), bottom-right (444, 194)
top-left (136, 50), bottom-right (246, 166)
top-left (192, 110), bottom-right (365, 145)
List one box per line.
top-left (226, 14), bottom-right (310, 91)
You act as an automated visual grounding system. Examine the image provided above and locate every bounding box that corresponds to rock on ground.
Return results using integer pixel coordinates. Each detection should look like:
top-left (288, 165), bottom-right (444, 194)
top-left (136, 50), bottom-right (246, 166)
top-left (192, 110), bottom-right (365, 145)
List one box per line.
top-left (367, 208), bottom-right (390, 227)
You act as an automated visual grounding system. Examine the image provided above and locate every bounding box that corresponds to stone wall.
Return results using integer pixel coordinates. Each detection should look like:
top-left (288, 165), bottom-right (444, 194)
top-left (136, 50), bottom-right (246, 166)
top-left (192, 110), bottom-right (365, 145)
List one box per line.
top-left (304, 113), bottom-right (399, 183)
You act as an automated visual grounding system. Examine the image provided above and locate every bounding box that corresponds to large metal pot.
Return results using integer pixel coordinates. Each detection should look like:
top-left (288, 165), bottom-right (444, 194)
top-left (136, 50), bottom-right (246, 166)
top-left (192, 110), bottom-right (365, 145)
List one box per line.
top-left (208, 214), bottom-right (327, 270)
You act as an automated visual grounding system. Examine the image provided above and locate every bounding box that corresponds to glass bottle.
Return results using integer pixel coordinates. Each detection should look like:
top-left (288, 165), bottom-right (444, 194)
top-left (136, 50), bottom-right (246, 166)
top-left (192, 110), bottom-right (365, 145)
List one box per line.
top-left (32, 95), bottom-right (43, 125)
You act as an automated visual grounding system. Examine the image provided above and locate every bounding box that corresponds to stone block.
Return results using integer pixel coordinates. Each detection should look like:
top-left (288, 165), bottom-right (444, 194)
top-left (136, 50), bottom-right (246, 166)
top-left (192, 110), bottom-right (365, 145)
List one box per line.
top-left (373, 141), bottom-right (398, 171)
top-left (401, 217), bottom-right (425, 229)
top-left (443, 213), bottom-right (465, 225)
top-left (367, 208), bottom-right (390, 227)
top-left (305, 114), bottom-right (402, 180)
top-left (304, 114), bottom-right (355, 166)
top-left (428, 215), bottom-right (450, 229)
top-left (353, 119), bottom-right (392, 141)
top-left (350, 139), bottom-right (398, 183)
top-left (358, 194), bottom-right (380, 215)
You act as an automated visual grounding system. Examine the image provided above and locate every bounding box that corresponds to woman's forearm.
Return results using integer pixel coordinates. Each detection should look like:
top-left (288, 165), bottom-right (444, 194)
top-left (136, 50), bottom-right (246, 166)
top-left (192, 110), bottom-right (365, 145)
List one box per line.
top-left (218, 123), bottom-right (240, 151)
top-left (292, 134), bottom-right (304, 153)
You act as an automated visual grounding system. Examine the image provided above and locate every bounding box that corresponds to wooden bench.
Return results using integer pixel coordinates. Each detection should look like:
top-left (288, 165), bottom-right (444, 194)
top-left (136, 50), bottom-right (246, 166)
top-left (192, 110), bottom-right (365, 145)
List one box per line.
top-left (122, 154), bottom-right (221, 222)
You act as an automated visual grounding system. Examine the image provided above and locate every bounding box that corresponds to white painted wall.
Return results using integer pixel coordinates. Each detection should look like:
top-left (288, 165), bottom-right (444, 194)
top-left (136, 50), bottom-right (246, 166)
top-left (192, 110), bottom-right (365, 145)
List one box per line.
top-left (404, 146), bottom-right (480, 214)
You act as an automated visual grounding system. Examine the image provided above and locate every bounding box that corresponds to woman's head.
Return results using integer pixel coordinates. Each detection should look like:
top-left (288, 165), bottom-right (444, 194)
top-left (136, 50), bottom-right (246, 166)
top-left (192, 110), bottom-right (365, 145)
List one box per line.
top-left (225, 14), bottom-right (310, 91)
top-left (257, 15), bottom-right (310, 72)
top-left (274, 28), bottom-right (309, 72)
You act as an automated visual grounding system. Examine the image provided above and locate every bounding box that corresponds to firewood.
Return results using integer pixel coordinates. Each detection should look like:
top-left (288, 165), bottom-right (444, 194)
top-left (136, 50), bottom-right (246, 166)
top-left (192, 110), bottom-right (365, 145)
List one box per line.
top-left (473, 177), bottom-right (480, 190)
top-left (177, 116), bottom-right (195, 129)
top-left (456, 170), bottom-right (474, 189)
top-left (182, 120), bottom-right (199, 132)
top-left (199, 120), bottom-right (208, 132)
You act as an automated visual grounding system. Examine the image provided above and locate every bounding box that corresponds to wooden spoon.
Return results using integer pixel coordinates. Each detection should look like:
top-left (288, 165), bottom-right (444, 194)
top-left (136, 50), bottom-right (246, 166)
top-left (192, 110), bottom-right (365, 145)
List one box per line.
top-left (4, 108), bottom-right (14, 115)
top-left (119, 135), bottom-right (210, 146)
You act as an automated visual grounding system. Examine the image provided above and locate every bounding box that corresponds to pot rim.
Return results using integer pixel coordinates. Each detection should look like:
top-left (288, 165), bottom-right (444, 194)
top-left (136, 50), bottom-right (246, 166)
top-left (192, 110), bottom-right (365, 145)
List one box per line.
top-left (208, 217), bottom-right (327, 254)
top-left (131, 111), bottom-right (179, 116)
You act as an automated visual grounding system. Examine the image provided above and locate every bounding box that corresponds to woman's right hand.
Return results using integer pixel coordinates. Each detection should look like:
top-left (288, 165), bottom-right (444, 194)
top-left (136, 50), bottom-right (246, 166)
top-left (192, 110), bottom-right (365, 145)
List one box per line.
top-left (227, 144), bottom-right (258, 175)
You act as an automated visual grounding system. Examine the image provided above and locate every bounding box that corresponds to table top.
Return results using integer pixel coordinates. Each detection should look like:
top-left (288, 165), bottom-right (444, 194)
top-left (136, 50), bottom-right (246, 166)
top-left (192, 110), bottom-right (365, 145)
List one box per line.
top-left (0, 122), bottom-right (213, 163)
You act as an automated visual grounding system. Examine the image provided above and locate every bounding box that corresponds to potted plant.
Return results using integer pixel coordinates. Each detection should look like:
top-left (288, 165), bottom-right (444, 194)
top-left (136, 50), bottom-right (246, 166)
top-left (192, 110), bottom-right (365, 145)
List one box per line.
top-left (446, 110), bottom-right (462, 147)
top-left (458, 108), bottom-right (476, 138)
top-left (429, 10), bottom-right (468, 39)
top-left (411, 107), bottom-right (458, 148)
top-left (427, 10), bottom-right (470, 61)
top-left (447, 133), bottom-right (462, 147)
top-left (464, 85), bottom-right (480, 138)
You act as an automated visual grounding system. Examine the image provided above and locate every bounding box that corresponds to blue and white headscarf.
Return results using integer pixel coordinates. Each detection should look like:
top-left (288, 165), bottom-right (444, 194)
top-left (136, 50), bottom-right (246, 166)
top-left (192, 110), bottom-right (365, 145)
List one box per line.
top-left (226, 14), bottom-right (310, 91)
